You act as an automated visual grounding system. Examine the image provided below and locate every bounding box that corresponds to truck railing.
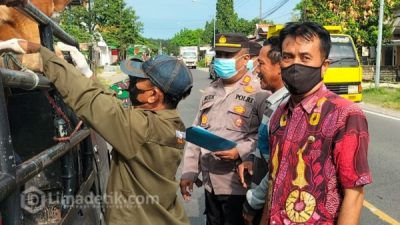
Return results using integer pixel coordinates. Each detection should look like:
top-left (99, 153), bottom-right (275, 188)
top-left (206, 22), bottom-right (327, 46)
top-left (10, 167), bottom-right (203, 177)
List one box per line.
top-left (0, 1), bottom-right (102, 225)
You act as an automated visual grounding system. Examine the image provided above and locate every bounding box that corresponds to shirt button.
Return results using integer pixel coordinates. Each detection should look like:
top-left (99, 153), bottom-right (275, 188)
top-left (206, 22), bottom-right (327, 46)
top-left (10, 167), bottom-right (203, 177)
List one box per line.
top-left (272, 221), bottom-right (276, 224)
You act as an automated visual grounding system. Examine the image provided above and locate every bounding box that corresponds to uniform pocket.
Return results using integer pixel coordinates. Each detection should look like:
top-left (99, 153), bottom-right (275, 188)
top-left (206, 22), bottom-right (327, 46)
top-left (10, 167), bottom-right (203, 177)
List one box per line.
top-left (198, 100), bottom-right (215, 128)
top-left (226, 102), bottom-right (252, 132)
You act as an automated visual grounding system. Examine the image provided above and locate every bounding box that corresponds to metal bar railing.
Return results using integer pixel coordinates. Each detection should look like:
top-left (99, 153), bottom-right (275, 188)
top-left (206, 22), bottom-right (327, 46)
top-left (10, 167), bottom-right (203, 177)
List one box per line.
top-left (0, 128), bottom-right (91, 202)
top-left (0, 67), bottom-right (51, 89)
top-left (0, 76), bottom-right (20, 225)
top-left (16, 2), bottom-right (79, 48)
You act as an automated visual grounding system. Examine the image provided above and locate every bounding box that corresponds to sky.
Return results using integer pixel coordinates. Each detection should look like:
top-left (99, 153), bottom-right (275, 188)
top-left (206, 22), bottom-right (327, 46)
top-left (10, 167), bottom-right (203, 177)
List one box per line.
top-left (126, 0), bottom-right (301, 39)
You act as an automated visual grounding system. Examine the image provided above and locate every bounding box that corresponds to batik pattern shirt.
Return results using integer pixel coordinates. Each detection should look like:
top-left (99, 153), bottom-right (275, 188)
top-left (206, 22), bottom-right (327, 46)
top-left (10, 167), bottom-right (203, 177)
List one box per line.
top-left (266, 85), bottom-right (372, 225)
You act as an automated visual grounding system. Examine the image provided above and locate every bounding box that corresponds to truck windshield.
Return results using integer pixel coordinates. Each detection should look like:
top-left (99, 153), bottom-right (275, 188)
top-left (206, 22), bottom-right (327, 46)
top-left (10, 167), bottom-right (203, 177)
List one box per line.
top-left (329, 39), bottom-right (359, 68)
top-left (183, 52), bottom-right (196, 58)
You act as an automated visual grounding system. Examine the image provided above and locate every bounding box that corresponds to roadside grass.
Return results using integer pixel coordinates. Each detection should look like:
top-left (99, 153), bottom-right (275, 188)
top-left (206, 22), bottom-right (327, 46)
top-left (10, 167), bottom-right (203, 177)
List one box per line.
top-left (363, 87), bottom-right (400, 110)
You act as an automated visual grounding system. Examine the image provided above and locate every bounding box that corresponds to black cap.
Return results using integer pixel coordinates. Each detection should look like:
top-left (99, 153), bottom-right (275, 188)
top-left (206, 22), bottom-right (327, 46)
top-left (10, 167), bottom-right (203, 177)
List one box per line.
top-left (120, 55), bottom-right (193, 100)
top-left (215, 33), bottom-right (249, 53)
top-left (248, 41), bottom-right (262, 57)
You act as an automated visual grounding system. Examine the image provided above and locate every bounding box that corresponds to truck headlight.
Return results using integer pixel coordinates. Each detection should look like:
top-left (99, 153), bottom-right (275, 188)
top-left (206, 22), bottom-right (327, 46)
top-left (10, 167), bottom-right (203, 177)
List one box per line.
top-left (348, 85), bottom-right (359, 94)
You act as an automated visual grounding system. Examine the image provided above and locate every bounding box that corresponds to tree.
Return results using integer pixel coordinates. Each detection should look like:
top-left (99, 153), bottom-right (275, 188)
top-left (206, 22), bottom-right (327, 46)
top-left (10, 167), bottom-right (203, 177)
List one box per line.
top-left (92, 0), bottom-right (143, 52)
top-left (59, 6), bottom-right (92, 42)
top-left (169, 28), bottom-right (206, 53)
top-left (296, 0), bottom-right (400, 47)
top-left (60, 0), bottom-right (143, 58)
top-left (216, 0), bottom-right (238, 33)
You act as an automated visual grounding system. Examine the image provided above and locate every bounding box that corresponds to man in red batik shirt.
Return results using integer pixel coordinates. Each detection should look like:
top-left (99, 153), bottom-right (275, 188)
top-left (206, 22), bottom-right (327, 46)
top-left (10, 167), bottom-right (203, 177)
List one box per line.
top-left (260, 22), bottom-right (372, 225)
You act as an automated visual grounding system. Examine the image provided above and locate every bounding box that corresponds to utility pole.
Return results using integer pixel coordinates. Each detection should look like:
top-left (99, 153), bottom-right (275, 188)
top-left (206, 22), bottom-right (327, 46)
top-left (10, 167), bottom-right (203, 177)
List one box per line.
top-left (213, 13), bottom-right (216, 47)
top-left (375, 0), bottom-right (384, 88)
top-left (259, 0), bottom-right (262, 22)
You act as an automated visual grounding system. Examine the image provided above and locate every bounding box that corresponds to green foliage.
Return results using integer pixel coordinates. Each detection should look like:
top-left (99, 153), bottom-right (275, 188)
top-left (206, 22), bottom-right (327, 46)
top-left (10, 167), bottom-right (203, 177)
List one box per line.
top-left (216, 0), bottom-right (238, 33)
top-left (93, 0), bottom-right (143, 50)
top-left (198, 58), bottom-right (207, 67)
top-left (295, 0), bottom-right (400, 47)
top-left (60, 0), bottom-right (143, 57)
top-left (60, 6), bottom-right (92, 42)
top-left (167, 28), bottom-right (206, 54)
top-left (363, 87), bottom-right (400, 110)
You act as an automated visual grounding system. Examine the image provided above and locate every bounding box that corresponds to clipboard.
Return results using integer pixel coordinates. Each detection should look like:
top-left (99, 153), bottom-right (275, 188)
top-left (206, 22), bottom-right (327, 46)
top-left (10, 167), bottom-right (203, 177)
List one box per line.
top-left (185, 126), bottom-right (237, 151)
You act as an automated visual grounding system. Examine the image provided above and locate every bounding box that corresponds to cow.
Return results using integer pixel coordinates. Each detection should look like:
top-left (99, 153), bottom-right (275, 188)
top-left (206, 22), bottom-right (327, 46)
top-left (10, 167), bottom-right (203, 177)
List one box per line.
top-left (0, 0), bottom-right (71, 43)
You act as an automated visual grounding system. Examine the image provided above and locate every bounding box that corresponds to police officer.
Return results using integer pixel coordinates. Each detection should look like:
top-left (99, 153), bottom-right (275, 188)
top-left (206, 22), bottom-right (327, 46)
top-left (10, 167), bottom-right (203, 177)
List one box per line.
top-left (0, 39), bottom-right (193, 225)
top-left (180, 33), bottom-right (269, 225)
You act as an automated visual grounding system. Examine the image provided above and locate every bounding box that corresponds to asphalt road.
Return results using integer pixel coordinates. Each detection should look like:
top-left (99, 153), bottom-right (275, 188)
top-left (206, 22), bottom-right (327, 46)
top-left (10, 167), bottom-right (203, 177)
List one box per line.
top-left (177, 69), bottom-right (400, 225)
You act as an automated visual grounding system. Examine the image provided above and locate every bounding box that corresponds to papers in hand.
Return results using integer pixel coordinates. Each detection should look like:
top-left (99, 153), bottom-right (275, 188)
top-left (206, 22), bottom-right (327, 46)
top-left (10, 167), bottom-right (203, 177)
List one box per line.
top-left (185, 126), bottom-right (237, 151)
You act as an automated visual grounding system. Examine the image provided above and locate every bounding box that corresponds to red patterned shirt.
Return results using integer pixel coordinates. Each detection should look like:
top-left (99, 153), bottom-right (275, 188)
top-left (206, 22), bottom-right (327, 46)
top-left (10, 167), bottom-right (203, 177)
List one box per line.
top-left (266, 85), bottom-right (372, 225)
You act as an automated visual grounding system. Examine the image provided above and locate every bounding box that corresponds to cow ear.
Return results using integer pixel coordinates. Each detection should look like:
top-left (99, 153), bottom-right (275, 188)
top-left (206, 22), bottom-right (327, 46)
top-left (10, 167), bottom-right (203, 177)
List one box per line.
top-left (53, 0), bottom-right (71, 12)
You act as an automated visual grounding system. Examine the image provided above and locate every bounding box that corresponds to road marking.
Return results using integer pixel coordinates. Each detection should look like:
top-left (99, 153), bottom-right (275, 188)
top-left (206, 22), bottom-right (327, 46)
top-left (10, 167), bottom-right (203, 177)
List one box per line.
top-left (363, 110), bottom-right (400, 121)
top-left (199, 89), bottom-right (204, 93)
top-left (364, 200), bottom-right (400, 225)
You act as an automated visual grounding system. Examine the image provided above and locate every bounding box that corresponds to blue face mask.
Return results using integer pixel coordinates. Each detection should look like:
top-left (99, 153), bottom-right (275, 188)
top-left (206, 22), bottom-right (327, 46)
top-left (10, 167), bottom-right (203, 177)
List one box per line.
top-left (214, 58), bottom-right (237, 79)
top-left (246, 59), bottom-right (254, 71)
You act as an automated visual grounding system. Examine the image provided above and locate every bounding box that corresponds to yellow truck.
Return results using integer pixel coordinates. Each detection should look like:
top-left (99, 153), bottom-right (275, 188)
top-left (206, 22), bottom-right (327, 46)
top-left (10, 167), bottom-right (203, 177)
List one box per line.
top-left (267, 25), bottom-right (363, 102)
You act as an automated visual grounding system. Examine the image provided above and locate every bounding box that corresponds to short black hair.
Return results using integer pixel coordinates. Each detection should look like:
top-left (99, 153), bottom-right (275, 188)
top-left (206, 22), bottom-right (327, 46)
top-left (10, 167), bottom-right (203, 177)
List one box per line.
top-left (263, 36), bottom-right (281, 64)
top-left (163, 87), bottom-right (192, 109)
top-left (279, 22), bottom-right (331, 60)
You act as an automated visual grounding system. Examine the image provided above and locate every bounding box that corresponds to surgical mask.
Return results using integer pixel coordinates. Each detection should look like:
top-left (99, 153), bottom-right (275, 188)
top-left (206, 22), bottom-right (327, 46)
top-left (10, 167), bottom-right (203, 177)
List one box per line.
top-left (246, 59), bottom-right (254, 71)
top-left (281, 63), bottom-right (322, 95)
top-left (213, 58), bottom-right (238, 79)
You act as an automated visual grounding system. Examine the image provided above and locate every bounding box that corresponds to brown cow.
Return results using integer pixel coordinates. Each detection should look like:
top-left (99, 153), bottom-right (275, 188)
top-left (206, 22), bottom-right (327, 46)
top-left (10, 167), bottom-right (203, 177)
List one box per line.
top-left (0, 0), bottom-right (71, 43)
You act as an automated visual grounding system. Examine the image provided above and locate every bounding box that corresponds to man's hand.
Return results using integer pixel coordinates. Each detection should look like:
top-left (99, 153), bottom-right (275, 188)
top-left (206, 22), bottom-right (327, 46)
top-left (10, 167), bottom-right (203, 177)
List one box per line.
top-left (237, 161), bottom-right (253, 188)
top-left (180, 179), bottom-right (194, 201)
top-left (243, 212), bottom-right (254, 225)
top-left (0, 39), bottom-right (26, 54)
top-left (0, 39), bottom-right (42, 54)
top-left (214, 148), bottom-right (240, 161)
top-left (56, 42), bottom-right (93, 78)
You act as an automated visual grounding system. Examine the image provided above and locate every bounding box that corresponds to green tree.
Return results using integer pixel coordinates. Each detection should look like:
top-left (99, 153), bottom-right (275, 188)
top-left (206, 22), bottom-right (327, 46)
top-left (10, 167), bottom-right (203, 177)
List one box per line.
top-left (169, 28), bottom-right (206, 53)
top-left (93, 0), bottom-right (143, 54)
top-left (216, 0), bottom-right (238, 33)
top-left (60, 0), bottom-right (143, 58)
top-left (60, 6), bottom-right (92, 42)
top-left (296, 0), bottom-right (400, 47)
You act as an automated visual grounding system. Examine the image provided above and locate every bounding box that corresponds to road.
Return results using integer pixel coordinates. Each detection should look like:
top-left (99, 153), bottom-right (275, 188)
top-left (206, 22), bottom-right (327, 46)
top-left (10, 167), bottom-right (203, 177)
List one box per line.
top-left (177, 69), bottom-right (400, 225)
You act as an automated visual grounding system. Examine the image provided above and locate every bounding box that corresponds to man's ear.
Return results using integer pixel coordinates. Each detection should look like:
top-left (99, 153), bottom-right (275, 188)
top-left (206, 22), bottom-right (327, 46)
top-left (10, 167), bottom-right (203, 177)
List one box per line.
top-left (321, 59), bottom-right (330, 77)
top-left (147, 88), bottom-right (163, 104)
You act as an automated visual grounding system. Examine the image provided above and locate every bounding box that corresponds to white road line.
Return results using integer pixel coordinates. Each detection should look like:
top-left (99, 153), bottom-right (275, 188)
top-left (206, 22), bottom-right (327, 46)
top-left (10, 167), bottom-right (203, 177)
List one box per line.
top-left (363, 110), bottom-right (400, 121)
top-left (199, 89), bottom-right (204, 93)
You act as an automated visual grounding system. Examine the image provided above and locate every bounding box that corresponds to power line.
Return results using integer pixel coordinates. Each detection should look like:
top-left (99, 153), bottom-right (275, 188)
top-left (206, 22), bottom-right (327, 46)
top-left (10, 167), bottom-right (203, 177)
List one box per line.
top-left (261, 0), bottom-right (289, 19)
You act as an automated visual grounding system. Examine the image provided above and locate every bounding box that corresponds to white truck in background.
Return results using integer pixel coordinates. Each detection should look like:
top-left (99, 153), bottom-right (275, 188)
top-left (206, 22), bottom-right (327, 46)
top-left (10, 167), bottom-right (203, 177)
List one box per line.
top-left (179, 46), bottom-right (198, 69)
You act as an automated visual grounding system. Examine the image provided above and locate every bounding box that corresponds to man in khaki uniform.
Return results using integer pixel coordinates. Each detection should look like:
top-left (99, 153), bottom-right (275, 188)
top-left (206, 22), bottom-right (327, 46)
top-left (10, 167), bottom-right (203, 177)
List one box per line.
top-left (0, 39), bottom-right (193, 225)
top-left (180, 33), bottom-right (269, 225)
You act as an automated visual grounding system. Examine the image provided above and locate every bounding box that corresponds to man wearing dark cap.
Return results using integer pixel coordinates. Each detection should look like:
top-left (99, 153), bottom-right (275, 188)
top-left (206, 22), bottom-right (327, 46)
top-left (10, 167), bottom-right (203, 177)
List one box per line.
top-left (247, 41), bottom-right (262, 75)
top-left (180, 33), bottom-right (269, 225)
top-left (0, 39), bottom-right (193, 225)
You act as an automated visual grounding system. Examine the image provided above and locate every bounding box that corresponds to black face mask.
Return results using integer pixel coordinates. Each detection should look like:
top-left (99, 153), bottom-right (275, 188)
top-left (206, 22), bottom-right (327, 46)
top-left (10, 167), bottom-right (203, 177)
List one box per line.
top-left (128, 77), bottom-right (151, 107)
top-left (281, 63), bottom-right (323, 95)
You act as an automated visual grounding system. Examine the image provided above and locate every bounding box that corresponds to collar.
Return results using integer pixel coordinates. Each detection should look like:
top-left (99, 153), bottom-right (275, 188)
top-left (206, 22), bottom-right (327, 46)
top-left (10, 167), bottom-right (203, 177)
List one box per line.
top-left (266, 87), bottom-right (289, 105)
top-left (141, 109), bottom-right (180, 119)
top-left (288, 84), bottom-right (328, 114)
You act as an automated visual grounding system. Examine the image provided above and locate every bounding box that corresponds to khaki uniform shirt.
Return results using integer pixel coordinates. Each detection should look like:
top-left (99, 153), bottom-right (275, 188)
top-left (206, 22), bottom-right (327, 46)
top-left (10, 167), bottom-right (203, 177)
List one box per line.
top-left (40, 47), bottom-right (189, 225)
top-left (181, 73), bottom-right (269, 195)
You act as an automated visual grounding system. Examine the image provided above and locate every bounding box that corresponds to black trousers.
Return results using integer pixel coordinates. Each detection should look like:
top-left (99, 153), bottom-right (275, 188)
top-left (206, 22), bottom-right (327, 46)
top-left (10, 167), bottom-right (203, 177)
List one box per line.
top-left (205, 190), bottom-right (246, 225)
